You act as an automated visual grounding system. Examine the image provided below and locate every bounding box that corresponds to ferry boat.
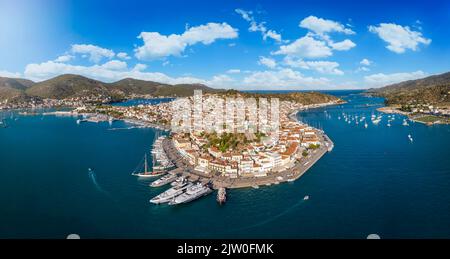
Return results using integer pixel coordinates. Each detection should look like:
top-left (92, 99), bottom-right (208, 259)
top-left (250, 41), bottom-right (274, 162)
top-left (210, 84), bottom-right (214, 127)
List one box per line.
top-left (217, 187), bottom-right (226, 204)
top-left (150, 181), bottom-right (193, 204)
top-left (168, 182), bottom-right (213, 205)
top-left (150, 173), bottom-right (178, 187)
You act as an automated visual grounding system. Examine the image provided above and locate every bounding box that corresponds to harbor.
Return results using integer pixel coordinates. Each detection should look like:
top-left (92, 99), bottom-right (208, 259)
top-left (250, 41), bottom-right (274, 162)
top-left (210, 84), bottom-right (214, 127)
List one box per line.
top-left (2, 90), bottom-right (450, 238)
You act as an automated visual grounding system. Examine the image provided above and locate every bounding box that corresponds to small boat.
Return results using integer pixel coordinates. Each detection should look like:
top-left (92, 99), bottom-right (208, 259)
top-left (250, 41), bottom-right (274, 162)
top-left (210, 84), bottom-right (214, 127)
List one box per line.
top-left (217, 187), bottom-right (226, 205)
top-left (303, 195), bottom-right (310, 201)
top-left (364, 122), bottom-right (368, 128)
top-left (387, 123), bottom-right (391, 127)
top-left (408, 134), bottom-right (413, 142)
top-left (402, 119), bottom-right (409, 126)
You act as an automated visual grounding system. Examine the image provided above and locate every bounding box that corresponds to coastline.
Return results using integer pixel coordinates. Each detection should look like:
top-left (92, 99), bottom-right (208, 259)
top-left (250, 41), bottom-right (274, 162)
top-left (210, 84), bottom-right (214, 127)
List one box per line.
top-left (377, 106), bottom-right (450, 125)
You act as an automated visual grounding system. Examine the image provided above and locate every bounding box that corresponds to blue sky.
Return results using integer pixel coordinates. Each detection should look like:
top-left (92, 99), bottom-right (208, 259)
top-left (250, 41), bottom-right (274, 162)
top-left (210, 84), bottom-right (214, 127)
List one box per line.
top-left (0, 0), bottom-right (449, 89)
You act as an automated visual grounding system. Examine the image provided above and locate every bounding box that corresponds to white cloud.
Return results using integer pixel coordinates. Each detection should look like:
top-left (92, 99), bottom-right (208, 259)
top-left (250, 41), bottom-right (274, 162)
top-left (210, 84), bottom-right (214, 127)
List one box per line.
top-left (0, 70), bottom-right (22, 78)
top-left (299, 16), bottom-right (355, 35)
top-left (299, 15), bottom-right (355, 34)
top-left (54, 55), bottom-right (74, 63)
top-left (242, 68), bottom-right (331, 89)
top-left (226, 69), bottom-right (241, 74)
top-left (364, 70), bottom-right (426, 87)
top-left (133, 63), bottom-right (147, 71)
top-left (117, 52), bottom-right (131, 60)
top-left (273, 15), bottom-right (356, 60)
top-left (283, 57), bottom-right (343, 75)
top-left (360, 58), bottom-right (372, 66)
top-left (101, 60), bottom-right (128, 71)
top-left (71, 44), bottom-right (115, 63)
top-left (369, 23), bottom-right (431, 53)
top-left (207, 74), bottom-right (235, 88)
top-left (235, 8), bottom-right (284, 43)
top-left (134, 22), bottom-right (238, 60)
top-left (258, 56), bottom-right (277, 69)
top-left (357, 66), bottom-right (370, 72)
top-left (329, 39), bottom-right (356, 51)
top-left (272, 36), bottom-right (332, 58)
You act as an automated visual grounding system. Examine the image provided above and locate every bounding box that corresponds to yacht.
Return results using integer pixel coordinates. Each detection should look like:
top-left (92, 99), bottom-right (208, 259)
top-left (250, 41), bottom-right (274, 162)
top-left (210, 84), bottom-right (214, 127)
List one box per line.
top-left (150, 181), bottom-right (193, 204)
top-left (168, 183), bottom-right (213, 205)
top-left (150, 173), bottom-right (178, 187)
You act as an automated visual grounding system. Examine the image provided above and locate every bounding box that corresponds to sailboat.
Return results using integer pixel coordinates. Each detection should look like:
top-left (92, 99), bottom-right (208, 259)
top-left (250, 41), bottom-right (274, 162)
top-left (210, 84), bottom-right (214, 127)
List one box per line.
top-left (131, 153), bottom-right (166, 178)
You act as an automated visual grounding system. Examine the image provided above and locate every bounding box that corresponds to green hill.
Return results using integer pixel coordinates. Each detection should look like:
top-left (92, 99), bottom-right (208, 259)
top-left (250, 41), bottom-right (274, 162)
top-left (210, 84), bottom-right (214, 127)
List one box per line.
top-left (368, 71), bottom-right (450, 105)
top-left (26, 74), bottom-right (111, 99)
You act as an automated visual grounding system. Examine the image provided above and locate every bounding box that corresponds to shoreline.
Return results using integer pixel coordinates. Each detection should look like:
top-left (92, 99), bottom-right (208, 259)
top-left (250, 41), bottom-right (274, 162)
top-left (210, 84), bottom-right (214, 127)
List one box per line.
top-left (377, 106), bottom-right (450, 125)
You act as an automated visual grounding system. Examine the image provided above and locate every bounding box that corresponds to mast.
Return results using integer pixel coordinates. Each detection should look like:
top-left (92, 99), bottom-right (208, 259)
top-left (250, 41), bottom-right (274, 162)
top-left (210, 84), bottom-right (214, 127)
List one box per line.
top-left (144, 154), bottom-right (148, 173)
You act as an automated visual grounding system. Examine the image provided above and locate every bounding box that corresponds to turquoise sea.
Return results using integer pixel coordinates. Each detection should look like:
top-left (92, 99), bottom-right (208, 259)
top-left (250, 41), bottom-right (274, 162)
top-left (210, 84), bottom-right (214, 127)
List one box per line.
top-left (0, 91), bottom-right (449, 238)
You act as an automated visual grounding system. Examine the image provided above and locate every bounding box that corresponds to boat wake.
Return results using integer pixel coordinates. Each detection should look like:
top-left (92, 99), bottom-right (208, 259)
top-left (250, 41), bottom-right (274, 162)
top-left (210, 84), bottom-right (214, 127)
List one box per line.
top-left (88, 169), bottom-right (111, 197)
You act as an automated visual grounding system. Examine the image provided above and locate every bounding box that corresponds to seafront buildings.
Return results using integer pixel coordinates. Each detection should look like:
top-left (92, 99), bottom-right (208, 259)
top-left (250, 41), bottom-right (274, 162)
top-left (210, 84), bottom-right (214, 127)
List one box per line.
top-left (168, 91), bottom-right (331, 179)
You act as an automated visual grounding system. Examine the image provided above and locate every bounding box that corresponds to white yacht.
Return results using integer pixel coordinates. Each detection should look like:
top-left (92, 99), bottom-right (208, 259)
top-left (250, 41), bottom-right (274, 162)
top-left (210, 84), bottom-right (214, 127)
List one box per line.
top-left (150, 181), bottom-right (193, 204)
top-left (150, 173), bottom-right (178, 187)
top-left (168, 183), bottom-right (212, 205)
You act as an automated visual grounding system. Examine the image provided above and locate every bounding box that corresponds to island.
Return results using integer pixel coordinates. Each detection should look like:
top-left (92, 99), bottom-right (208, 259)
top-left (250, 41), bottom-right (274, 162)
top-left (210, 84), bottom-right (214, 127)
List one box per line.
top-left (1, 73), bottom-right (345, 200)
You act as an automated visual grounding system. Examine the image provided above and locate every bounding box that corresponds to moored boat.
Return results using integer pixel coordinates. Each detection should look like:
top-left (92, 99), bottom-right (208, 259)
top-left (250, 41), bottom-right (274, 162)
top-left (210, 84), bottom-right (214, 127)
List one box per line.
top-left (217, 187), bottom-right (226, 204)
top-left (168, 182), bottom-right (213, 205)
top-left (150, 180), bottom-right (193, 204)
top-left (150, 173), bottom-right (178, 187)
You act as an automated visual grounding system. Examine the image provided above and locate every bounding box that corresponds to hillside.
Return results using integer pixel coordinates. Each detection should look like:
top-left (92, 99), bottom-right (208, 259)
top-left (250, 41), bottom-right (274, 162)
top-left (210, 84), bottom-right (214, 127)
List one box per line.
top-left (0, 77), bottom-right (35, 91)
top-left (108, 78), bottom-right (164, 96)
top-left (1, 74), bottom-right (223, 103)
top-left (219, 90), bottom-right (342, 105)
top-left (26, 74), bottom-right (111, 99)
top-left (368, 71), bottom-right (450, 105)
top-left (154, 83), bottom-right (222, 97)
top-left (0, 76), bottom-right (36, 102)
